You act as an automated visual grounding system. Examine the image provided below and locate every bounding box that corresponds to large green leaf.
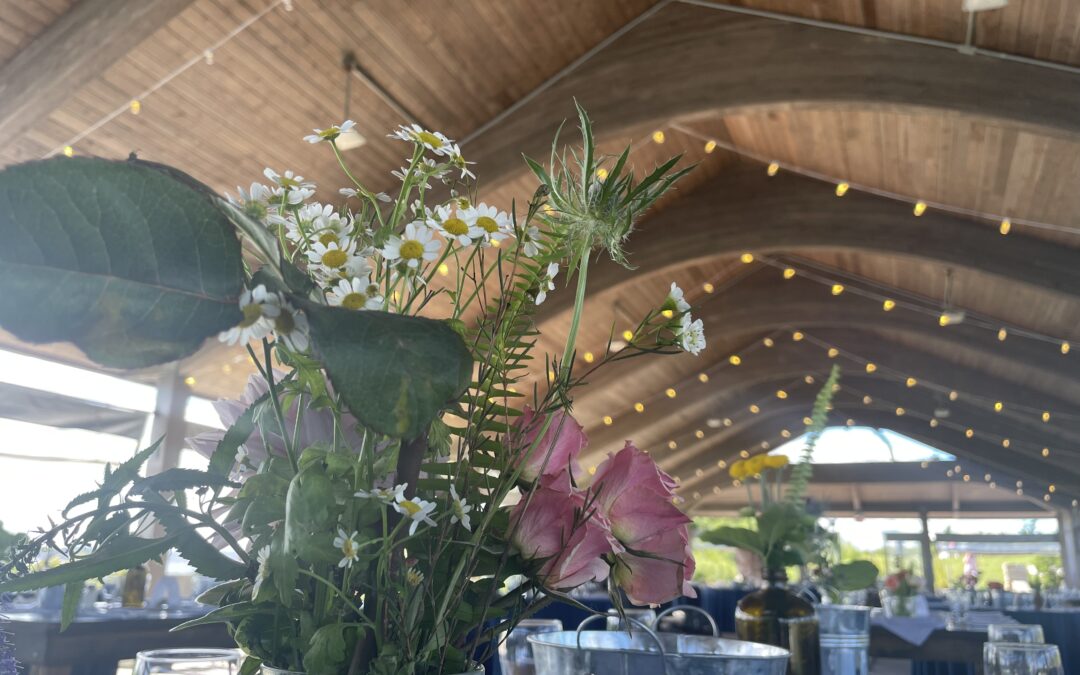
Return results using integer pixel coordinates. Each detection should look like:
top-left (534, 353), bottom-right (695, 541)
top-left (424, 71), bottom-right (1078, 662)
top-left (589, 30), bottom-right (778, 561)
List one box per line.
top-left (830, 560), bottom-right (880, 591)
top-left (700, 526), bottom-right (763, 555)
top-left (0, 157), bottom-right (243, 368)
top-left (0, 534), bottom-right (175, 593)
top-left (300, 303), bottom-right (472, 438)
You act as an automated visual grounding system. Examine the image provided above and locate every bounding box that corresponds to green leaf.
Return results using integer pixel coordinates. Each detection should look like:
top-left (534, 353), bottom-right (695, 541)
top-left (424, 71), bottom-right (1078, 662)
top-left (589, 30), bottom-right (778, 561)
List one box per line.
top-left (196, 578), bottom-right (246, 606)
top-left (60, 581), bottom-right (83, 631)
top-left (305, 623), bottom-right (352, 674)
top-left (173, 601), bottom-right (261, 631)
top-left (284, 466), bottom-right (338, 563)
top-left (269, 528), bottom-right (297, 606)
top-left (137, 492), bottom-right (246, 582)
top-left (0, 534), bottom-right (174, 593)
top-left (133, 468), bottom-right (238, 494)
top-left (701, 526), bottom-right (763, 555)
top-left (300, 303), bottom-right (472, 438)
top-left (209, 394), bottom-right (267, 477)
top-left (239, 656), bottom-right (262, 675)
top-left (0, 157), bottom-right (244, 368)
top-left (830, 560), bottom-right (880, 591)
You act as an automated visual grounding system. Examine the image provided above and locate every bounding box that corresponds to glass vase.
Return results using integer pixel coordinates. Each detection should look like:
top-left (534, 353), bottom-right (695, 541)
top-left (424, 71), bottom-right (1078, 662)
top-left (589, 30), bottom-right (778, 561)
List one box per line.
top-left (735, 569), bottom-right (821, 675)
top-left (880, 591), bottom-right (916, 618)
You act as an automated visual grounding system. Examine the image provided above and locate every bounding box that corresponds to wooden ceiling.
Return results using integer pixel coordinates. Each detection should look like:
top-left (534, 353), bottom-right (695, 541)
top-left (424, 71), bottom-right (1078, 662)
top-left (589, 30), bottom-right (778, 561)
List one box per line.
top-left (5, 0), bottom-right (1080, 514)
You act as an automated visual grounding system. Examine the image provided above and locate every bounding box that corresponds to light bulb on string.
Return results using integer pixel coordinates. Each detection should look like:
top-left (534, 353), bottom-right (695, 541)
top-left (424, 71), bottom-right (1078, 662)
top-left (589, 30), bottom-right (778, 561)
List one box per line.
top-left (1042, 411), bottom-right (1051, 423)
top-left (994, 401), bottom-right (1004, 413)
top-left (665, 388), bottom-right (677, 399)
top-left (882, 299), bottom-right (896, 311)
top-left (728, 355), bottom-right (742, 366)
top-left (703, 282), bottom-right (714, 293)
top-left (63, 146), bottom-right (74, 157)
top-left (652, 130), bottom-right (666, 144)
top-left (913, 201), bottom-right (927, 216)
top-left (749, 404), bottom-right (760, 414)
top-left (129, 99), bottom-right (141, 115)
top-left (1063, 341), bottom-right (1071, 355)
top-left (906, 377), bottom-right (917, 387)
top-left (831, 284), bottom-right (844, 296)
top-left (783, 267), bottom-right (796, 279)
top-left (698, 373), bottom-right (710, 383)
top-left (763, 337), bottom-right (774, 347)
top-left (965, 428), bottom-right (974, 438)
top-left (835, 182), bottom-right (849, 197)
top-left (767, 162), bottom-right (779, 176)
top-left (282, 0), bottom-right (294, 11)
top-left (776, 389), bottom-right (788, 399)
top-left (704, 140), bottom-right (717, 153)
top-left (602, 415), bottom-right (613, 426)
top-left (1000, 218), bottom-right (1011, 235)
top-left (583, 351), bottom-right (594, 363)
top-left (740, 252), bottom-right (754, 264)
top-left (633, 402), bottom-right (645, 413)
top-left (203, 49), bottom-right (214, 65)
top-left (865, 362), bottom-right (877, 374)
top-left (998, 328), bottom-right (1008, 341)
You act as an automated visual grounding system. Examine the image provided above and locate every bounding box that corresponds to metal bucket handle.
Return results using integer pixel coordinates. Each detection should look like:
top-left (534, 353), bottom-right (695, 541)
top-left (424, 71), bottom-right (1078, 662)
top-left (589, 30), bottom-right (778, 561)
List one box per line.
top-left (575, 613), bottom-right (669, 674)
top-left (653, 604), bottom-right (720, 637)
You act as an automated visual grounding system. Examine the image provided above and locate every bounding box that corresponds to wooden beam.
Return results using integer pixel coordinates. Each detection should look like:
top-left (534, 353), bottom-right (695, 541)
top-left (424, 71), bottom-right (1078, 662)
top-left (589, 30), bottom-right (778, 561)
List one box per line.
top-left (536, 163), bottom-right (1080, 321)
top-left (0, 0), bottom-right (197, 149)
top-left (468, 2), bottom-right (1080, 189)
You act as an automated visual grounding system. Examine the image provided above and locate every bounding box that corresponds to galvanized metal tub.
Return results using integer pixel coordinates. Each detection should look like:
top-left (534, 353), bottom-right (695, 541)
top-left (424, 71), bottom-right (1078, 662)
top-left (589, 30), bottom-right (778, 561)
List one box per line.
top-left (527, 617), bottom-right (790, 675)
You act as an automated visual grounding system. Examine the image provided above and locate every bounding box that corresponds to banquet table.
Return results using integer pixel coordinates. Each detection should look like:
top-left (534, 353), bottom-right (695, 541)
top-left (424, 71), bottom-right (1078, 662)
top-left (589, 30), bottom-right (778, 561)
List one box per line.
top-left (4, 605), bottom-right (233, 675)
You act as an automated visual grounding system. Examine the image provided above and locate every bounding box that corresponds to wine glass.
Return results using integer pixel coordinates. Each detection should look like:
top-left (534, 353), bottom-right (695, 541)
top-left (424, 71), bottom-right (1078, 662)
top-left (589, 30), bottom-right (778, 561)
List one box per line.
top-left (498, 619), bottom-right (563, 675)
top-left (133, 649), bottom-right (244, 674)
top-left (984, 642), bottom-right (1063, 675)
top-left (988, 624), bottom-right (1045, 644)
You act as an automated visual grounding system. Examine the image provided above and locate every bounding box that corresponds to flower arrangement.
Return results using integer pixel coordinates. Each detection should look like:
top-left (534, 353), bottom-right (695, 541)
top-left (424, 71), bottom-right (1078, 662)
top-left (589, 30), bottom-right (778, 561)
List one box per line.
top-left (702, 366), bottom-right (840, 575)
top-left (882, 568), bottom-right (923, 617)
top-left (0, 105), bottom-right (700, 674)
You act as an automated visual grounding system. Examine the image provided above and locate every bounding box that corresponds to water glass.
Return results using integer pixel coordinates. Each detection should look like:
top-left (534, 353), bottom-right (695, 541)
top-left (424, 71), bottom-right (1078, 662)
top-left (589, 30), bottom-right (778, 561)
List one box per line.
top-left (984, 642), bottom-right (1063, 675)
top-left (133, 649), bottom-right (244, 674)
top-left (817, 605), bottom-right (870, 675)
top-left (499, 618), bottom-right (563, 675)
top-left (988, 623), bottom-right (1045, 644)
top-left (606, 607), bottom-right (657, 631)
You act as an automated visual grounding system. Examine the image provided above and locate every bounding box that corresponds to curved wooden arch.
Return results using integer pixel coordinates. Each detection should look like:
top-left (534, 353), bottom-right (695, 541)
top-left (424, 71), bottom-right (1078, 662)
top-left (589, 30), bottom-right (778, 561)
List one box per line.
top-left (572, 274), bottom-right (1080, 427)
top-left (469, 2), bottom-right (1080, 187)
top-left (535, 163), bottom-right (1080, 320)
top-left (667, 401), bottom-right (1080, 502)
top-left (584, 330), bottom-right (1080, 463)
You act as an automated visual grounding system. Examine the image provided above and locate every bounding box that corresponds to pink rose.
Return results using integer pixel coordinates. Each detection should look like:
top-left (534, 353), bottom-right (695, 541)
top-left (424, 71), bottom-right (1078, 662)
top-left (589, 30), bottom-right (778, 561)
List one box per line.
top-left (613, 527), bottom-right (696, 606)
top-left (591, 442), bottom-right (696, 605)
top-left (509, 479), bottom-right (618, 590)
top-left (508, 407), bottom-right (586, 482)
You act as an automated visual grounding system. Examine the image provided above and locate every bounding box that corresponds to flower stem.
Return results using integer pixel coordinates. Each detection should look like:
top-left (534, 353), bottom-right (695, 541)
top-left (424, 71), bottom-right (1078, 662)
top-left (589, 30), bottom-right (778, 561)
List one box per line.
top-left (560, 252), bottom-right (590, 370)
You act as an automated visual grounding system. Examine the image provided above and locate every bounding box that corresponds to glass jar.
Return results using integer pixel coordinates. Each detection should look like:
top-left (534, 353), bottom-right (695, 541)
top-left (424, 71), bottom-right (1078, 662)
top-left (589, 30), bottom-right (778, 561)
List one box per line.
top-left (736, 569), bottom-right (820, 675)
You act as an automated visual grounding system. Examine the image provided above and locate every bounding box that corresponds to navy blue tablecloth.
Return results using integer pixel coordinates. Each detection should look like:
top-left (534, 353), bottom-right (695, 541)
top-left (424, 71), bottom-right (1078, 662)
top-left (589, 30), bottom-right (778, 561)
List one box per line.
top-left (910, 608), bottom-right (1080, 675)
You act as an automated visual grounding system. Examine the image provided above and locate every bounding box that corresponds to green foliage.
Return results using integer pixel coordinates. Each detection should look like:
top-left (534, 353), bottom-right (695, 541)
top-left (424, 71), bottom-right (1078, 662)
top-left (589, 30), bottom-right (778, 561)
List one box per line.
top-left (0, 157), bottom-right (243, 368)
top-left (829, 560), bottom-right (880, 591)
top-left (786, 364), bottom-right (840, 506)
top-left (0, 534), bottom-right (175, 594)
top-left (301, 302), bottom-right (472, 439)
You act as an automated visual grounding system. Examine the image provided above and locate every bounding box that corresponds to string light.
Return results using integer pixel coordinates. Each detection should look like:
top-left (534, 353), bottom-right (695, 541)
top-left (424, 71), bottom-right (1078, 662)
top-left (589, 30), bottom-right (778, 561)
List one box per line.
top-left (698, 373), bottom-right (709, 383)
top-left (749, 404), bottom-right (761, 414)
top-left (929, 418), bottom-right (939, 427)
top-left (583, 351), bottom-right (595, 363)
top-left (1062, 341), bottom-right (1071, 355)
top-left (780, 429), bottom-right (791, 438)
top-left (831, 283), bottom-right (845, 295)
top-left (437, 262), bottom-right (450, 276)
top-left (1042, 411), bottom-right (1051, 422)
top-left (882, 299), bottom-right (896, 311)
top-left (595, 168), bottom-right (608, 179)
top-left (862, 395), bottom-right (873, 404)
top-left (802, 416), bottom-right (813, 425)
top-left (1002, 438), bottom-right (1010, 448)
top-left (895, 407), bottom-right (905, 416)
top-left (622, 330), bottom-right (634, 342)
top-left (913, 201), bottom-right (927, 216)
top-left (283, 0), bottom-right (293, 10)
top-left (965, 428), bottom-right (974, 438)
top-left (827, 347), bottom-right (839, 358)
top-left (776, 389), bottom-right (788, 399)
top-left (740, 252), bottom-right (754, 264)
top-left (203, 49), bottom-right (214, 65)
top-left (695, 429), bottom-right (705, 439)
top-left (703, 282), bottom-right (715, 293)
top-left (998, 328), bottom-right (1008, 341)
top-left (704, 140), bottom-right (717, 153)
top-left (994, 401), bottom-right (1004, 412)
top-left (602, 415), bottom-right (613, 426)
top-left (723, 418), bottom-right (733, 427)
top-left (782, 267), bottom-right (796, 279)
top-left (1042, 448), bottom-right (1050, 457)
top-left (906, 377), bottom-right (917, 387)
top-left (129, 99), bottom-right (141, 115)
top-left (865, 362), bottom-right (877, 373)
top-left (728, 355), bottom-right (742, 365)
top-left (717, 460), bottom-right (727, 469)
top-left (767, 162), bottom-right (779, 176)
top-left (633, 402), bottom-right (645, 413)
top-left (792, 331), bottom-right (804, 341)
top-left (668, 440), bottom-right (678, 450)
top-left (183, 376), bottom-right (196, 386)
top-left (949, 391), bottom-right (959, 401)
top-left (63, 146), bottom-right (74, 157)
top-left (1050, 484), bottom-right (1057, 493)
top-left (939, 313), bottom-right (951, 327)
top-left (835, 182), bottom-right (850, 197)
top-left (804, 375), bottom-right (815, 384)
top-left (651, 130), bottom-right (666, 144)
top-left (665, 387), bottom-right (677, 398)
top-left (1000, 218), bottom-right (1011, 235)
top-left (763, 337), bottom-right (775, 347)
top-left (740, 450), bottom-right (750, 458)
top-left (921, 461), bottom-right (929, 469)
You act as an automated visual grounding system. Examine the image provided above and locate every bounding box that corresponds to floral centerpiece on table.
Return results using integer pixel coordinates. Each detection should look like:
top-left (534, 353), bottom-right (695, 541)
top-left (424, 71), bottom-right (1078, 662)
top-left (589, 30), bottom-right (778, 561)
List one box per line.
top-left (882, 569), bottom-right (923, 617)
top-left (0, 105), bottom-right (700, 674)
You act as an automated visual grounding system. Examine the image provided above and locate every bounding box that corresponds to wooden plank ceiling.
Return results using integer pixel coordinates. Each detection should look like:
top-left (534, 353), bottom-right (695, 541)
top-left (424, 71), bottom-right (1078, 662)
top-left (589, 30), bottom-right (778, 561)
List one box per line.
top-left (5, 0), bottom-right (1080, 513)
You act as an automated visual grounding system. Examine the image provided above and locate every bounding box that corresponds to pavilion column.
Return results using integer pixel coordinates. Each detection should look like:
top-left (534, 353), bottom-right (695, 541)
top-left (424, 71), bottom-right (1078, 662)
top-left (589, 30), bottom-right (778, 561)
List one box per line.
top-left (1058, 509), bottom-right (1080, 589)
top-left (145, 363), bottom-right (190, 477)
top-left (919, 511), bottom-right (936, 593)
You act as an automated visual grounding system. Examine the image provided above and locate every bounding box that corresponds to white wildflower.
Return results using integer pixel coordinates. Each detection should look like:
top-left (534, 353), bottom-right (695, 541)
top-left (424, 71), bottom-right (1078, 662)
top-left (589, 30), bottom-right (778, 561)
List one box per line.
top-left (677, 312), bottom-right (706, 356)
top-left (449, 485), bottom-right (472, 532)
top-left (390, 124), bottom-right (454, 156)
top-left (432, 204), bottom-right (482, 246)
top-left (303, 120), bottom-right (356, 144)
top-left (333, 527), bottom-right (360, 569)
top-left (393, 494), bottom-right (437, 536)
top-left (381, 221), bottom-right (441, 270)
top-left (666, 282), bottom-right (690, 314)
top-left (219, 285), bottom-right (281, 345)
top-left (471, 204), bottom-right (512, 246)
top-left (355, 483), bottom-right (407, 505)
top-left (252, 546), bottom-right (271, 597)
top-left (535, 262), bottom-right (559, 306)
top-left (306, 240), bottom-right (354, 272)
top-left (327, 276), bottom-right (384, 311)
top-left (520, 225), bottom-right (543, 258)
top-left (272, 299), bottom-right (310, 351)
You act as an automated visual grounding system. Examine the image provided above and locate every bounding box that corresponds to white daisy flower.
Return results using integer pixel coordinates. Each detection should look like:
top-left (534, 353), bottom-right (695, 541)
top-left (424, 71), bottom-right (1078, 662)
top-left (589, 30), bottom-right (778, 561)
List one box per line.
top-left (390, 124), bottom-right (454, 156)
top-left (666, 282), bottom-right (691, 314)
top-left (327, 276), bottom-right (384, 311)
top-left (273, 300), bottom-right (310, 351)
top-left (677, 312), bottom-right (706, 356)
top-left (445, 144), bottom-right (475, 180)
top-left (393, 494), bottom-right (437, 536)
top-left (520, 225), bottom-right (543, 258)
top-left (219, 285), bottom-right (281, 345)
top-left (339, 187), bottom-right (359, 198)
top-left (304, 120), bottom-right (356, 144)
top-left (306, 240), bottom-right (354, 272)
top-left (264, 168), bottom-right (314, 191)
top-left (228, 182), bottom-right (273, 220)
top-left (535, 262), bottom-right (559, 306)
top-left (381, 221), bottom-right (441, 270)
top-left (449, 485), bottom-right (472, 532)
top-left (471, 204), bottom-right (513, 246)
top-left (375, 192), bottom-right (392, 203)
top-left (392, 165), bottom-right (431, 190)
top-left (252, 546), bottom-right (271, 597)
top-left (432, 204), bottom-right (482, 246)
top-left (333, 528), bottom-right (360, 569)
top-left (355, 483), bottom-right (407, 505)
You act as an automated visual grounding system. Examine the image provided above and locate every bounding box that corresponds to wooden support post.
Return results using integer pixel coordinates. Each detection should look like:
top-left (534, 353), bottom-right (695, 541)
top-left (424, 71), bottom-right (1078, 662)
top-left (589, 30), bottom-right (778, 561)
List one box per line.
top-left (919, 511), bottom-right (936, 594)
top-left (1058, 509), bottom-right (1080, 589)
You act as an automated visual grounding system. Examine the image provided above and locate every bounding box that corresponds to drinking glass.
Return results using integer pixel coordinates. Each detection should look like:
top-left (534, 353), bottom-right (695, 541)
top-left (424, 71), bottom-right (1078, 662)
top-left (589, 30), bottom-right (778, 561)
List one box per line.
top-left (498, 618), bottom-right (563, 675)
top-left (133, 649), bottom-right (244, 674)
top-left (984, 642), bottom-right (1063, 675)
top-left (988, 624), bottom-right (1045, 644)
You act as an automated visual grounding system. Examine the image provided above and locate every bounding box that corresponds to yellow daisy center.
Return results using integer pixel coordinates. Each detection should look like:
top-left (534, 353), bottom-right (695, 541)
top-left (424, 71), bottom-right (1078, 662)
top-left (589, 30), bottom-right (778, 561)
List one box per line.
top-left (321, 249), bottom-right (347, 268)
top-left (341, 539), bottom-right (355, 557)
top-left (476, 216), bottom-right (498, 233)
top-left (240, 303), bottom-right (263, 327)
top-left (443, 217), bottom-right (469, 236)
top-left (318, 232), bottom-right (338, 246)
top-left (400, 240), bottom-right (424, 260)
top-left (415, 131), bottom-right (443, 149)
top-left (341, 292), bottom-right (368, 310)
top-left (398, 500), bottom-right (422, 516)
top-left (274, 311), bottom-right (295, 333)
